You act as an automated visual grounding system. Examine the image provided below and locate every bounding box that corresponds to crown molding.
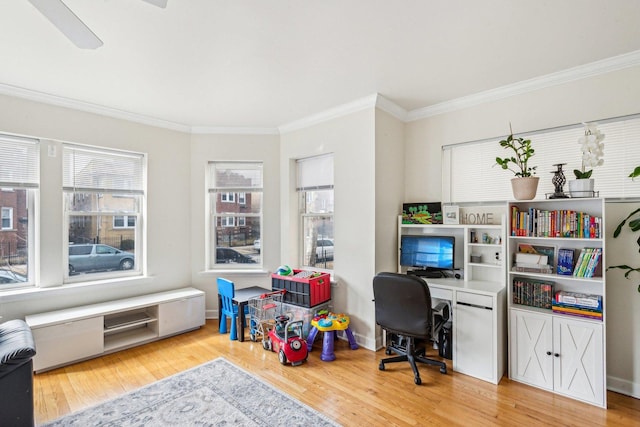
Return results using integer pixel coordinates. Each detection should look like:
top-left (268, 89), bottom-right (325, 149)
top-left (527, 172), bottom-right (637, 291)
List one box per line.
top-left (375, 94), bottom-right (408, 121)
top-left (0, 83), bottom-right (193, 132)
top-left (407, 49), bottom-right (640, 122)
top-left (190, 126), bottom-right (279, 135)
top-left (279, 94), bottom-right (379, 134)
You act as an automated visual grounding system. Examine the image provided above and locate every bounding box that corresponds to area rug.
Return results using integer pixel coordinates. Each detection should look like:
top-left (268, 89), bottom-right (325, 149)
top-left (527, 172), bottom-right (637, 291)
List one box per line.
top-left (41, 357), bottom-right (340, 426)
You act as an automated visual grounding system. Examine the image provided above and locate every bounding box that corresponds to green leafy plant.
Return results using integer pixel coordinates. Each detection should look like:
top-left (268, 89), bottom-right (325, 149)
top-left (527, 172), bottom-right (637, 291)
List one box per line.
top-left (495, 124), bottom-right (537, 177)
top-left (608, 166), bottom-right (640, 292)
top-left (574, 123), bottom-right (604, 179)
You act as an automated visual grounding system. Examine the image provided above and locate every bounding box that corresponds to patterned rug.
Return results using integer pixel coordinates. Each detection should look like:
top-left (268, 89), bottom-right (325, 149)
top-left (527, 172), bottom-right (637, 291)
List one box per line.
top-left (41, 357), bottom-right (340, 426)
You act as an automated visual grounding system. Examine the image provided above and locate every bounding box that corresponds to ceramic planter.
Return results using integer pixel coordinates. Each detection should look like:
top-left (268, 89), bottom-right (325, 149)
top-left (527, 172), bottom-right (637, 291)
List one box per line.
top-left (511, 177), bottom-right (539, 200)
top-left (568, 178), bottom-right (594, 198)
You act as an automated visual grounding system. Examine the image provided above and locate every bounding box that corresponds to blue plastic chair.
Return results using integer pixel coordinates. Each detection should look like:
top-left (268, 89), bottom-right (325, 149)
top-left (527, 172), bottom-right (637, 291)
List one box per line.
top-left (217, 277), bottom-right (248, 341)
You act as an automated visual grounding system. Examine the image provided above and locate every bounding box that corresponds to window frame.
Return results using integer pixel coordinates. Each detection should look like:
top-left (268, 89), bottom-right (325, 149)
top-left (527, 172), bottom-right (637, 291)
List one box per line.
top-left (0, 134), bottom-right (39, 290)
top-left (296, 154), bottom-right (334, 271)
top-left (207, 162), bottom-right (263, 269)
top-left (62, 144), bottom-right (146, 283)
top-left (1, 207), bottom-right (12, 230)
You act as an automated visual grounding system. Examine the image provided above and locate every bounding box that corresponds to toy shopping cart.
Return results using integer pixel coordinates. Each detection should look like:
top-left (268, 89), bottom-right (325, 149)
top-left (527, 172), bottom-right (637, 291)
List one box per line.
top-left (248, 289), bottom-right (285, 346)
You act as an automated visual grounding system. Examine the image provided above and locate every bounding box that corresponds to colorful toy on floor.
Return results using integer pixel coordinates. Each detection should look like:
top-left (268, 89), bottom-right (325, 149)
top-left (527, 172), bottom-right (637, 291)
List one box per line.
top-left (306, 312), bottom-right (358, 361)
top-left (264, 314), bottom-right (308, 366)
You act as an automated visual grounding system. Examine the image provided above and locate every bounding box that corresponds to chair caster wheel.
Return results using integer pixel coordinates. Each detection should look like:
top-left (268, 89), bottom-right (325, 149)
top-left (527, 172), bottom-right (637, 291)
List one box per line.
top-left (414, 377), bottom-right (422, 385)
top-left (379, 362), bottom-right (385, 371)
top-left (440, 366), bottom-right (447, 374)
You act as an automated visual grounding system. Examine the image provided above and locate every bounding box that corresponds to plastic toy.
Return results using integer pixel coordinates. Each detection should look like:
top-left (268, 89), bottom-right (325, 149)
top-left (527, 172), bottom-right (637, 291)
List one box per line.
top-left (248, 290), bottom-right (285, 344)
top-left (264, 314), bottom-right (308, 366)
top-left (276, 265), bottom-right (293, 276)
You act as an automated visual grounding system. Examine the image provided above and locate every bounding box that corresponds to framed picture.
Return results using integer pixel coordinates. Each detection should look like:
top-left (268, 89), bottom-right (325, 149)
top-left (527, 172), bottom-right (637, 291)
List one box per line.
top-left (443, 205), bottom-right (459, 224)
top-left (401, 202), bottom-right (442, 224)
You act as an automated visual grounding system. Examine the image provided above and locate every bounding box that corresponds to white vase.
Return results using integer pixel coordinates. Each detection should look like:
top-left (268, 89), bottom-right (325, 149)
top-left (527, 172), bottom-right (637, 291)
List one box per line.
top-left (568, 179), bottom-right (594, 198)
top-left (510, 177), bottom-right (539, 200)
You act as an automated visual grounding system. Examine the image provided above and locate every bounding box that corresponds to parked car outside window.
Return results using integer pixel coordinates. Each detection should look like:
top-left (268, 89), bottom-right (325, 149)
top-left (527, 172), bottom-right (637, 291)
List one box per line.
top-left (216, 247), bottom-right (257, 264)
top-left (316, 239), bottom-right (334, 261)
top-left (0, 270), bottom-right (27, 285)
top-left (68, 244), bottom-right (135, 275)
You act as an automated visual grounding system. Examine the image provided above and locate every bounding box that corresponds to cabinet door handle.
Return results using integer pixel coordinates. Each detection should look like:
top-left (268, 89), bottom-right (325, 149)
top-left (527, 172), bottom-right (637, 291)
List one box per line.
top-left (546, 351), bottom-right (552, 356)
top-left (554, 353), bottom-right (560, 358)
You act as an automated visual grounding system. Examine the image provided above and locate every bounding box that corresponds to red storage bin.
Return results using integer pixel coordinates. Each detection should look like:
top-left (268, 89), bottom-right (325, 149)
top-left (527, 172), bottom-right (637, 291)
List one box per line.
top-left (271, 270), bottom-right (331, 307)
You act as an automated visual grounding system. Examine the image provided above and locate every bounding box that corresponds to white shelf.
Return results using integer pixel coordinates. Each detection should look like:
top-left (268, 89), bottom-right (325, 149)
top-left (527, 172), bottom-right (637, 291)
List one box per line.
top-left (469, 262), bottom-right (502, 269)
top-left (507, 198), bottom-right (606, 408)
top-left (26, 287), bottom-right (205, 372)
top-left (104, 327), bottom-right (158, 352)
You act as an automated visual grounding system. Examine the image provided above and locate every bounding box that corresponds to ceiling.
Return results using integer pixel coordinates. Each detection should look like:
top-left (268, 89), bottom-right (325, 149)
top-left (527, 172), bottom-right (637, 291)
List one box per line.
top-left (1, 0), bottom-right (640, 132)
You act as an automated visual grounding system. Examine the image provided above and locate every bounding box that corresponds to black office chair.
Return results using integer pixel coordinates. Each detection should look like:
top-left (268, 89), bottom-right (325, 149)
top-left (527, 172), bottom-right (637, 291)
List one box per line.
top-left (373, 272), bottom-right (447, 385)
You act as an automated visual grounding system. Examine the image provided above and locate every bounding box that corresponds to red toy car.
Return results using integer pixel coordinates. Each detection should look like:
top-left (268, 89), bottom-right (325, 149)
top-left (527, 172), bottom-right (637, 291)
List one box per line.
top-left (264, 315), bottom-right (308, 366)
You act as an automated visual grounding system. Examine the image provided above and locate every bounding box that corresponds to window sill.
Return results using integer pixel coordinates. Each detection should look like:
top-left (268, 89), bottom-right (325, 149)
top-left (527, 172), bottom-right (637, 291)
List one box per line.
top-left (0, 275), bottom-right (154, 303)
top-left (199, 269), bottom-right (271, 276)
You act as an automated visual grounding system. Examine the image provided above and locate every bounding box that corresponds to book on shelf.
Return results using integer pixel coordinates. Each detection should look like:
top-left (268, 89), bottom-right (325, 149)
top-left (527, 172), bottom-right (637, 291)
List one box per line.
top-left (512, 277), bottom-right (554, 309)
top-left (512, 264), bottom-right (554, 274)
top-left (554, 290), bottom-right (602, 310)
top-left (510, 206), bottom-right (602, 238)
top-left (556, 248), bottom-right (575, 276)
top-left (572, 248), bottom-right (602, 278)
top-left (552, 305), bottom-right (603, 320)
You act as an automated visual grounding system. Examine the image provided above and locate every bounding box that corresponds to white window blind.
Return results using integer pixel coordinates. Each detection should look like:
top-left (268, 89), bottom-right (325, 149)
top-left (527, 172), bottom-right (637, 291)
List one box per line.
top-left (63, 144), bottom-right (144, 194)
top-left (444, 115), bottom-right (640, 203)
top-left (209, 162), bottom-right (263, 190)
top-left (0, 134), bottom-right (39, 188)
top-left (296, 154), bottom-right (334, 191)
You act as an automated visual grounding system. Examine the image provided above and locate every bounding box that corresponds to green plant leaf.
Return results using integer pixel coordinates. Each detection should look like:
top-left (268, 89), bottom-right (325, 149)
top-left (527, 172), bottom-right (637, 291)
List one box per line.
top-left (629, 166), bottom-right (640, 179)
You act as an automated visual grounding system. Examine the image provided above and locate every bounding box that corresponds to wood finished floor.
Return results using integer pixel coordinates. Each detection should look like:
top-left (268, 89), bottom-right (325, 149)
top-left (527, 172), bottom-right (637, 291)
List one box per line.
top-left (33, 320), bottom-right (640, 426)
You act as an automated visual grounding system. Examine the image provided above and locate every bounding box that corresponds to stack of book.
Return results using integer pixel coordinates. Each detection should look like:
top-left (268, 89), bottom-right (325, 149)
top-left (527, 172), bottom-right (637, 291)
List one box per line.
top-left (572, 248), bottom-right (602, 278)
top-left (510, 206), bottom-right (602, 238)
top-left (512, 251), bottom-right (553, 274)
top-left (512, 278), bottom-right (554, 309)
top-left (552, 290), bottom-right (602, 320)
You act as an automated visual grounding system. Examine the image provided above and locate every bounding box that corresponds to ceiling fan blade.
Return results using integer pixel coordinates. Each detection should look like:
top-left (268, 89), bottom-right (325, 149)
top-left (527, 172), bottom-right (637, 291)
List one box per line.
top-left (141, 0), bottom-right (168, 8)
top-left (27, 0), bottom-right (103, 49)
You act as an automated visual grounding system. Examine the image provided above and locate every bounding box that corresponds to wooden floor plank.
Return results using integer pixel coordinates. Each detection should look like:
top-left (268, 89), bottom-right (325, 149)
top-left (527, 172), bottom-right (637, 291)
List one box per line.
top-left (33, 320), bottom-right (640, 426)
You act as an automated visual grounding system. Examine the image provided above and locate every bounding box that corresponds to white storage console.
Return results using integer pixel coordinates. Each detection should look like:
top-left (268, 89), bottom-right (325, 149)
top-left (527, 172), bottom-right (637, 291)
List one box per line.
top-left (25, 287), bottom-right (205, 373)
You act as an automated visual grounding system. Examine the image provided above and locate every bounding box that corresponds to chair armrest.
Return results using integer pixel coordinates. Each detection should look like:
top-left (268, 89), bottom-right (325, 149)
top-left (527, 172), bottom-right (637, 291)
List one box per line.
top-left (0, 319), bottom-right (36, 379)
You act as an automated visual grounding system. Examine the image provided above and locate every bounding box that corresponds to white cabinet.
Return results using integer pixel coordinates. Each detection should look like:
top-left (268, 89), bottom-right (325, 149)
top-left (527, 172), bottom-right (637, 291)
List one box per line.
top-left (159, 295), bottom-right (205, 337)
top-left (454, 290), bottom-right (502, 383)
top-left (510, 309), bottom-right (605, 406)
top-left (507, 198), bottom-right (606, 408)
top-left (26, 288), bottom-right (205, 372)
top-left (31, 317), bottom-right (103, 372)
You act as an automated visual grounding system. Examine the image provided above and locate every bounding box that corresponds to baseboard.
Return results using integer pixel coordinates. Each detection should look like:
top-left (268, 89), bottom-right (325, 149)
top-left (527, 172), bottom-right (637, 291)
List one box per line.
top-left (607, 375), bottom-right (640, 399)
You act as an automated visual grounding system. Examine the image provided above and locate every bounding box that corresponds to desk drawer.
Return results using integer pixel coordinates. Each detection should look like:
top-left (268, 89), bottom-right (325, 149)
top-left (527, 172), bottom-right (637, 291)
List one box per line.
top-left (429, 287), bottom-right (453, 301)
top-left (456, 291), bottom-right (493, 309)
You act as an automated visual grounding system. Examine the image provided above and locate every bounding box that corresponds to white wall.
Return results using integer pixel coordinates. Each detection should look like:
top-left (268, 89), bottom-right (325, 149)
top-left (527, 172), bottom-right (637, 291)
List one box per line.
top-left (404, 65), bottom-right (640, 397)
top-left (189, 133), bottom-right (281, 317)
top-left (374, 109), bottom-right (405, 347)
top-left (280, 108), bottom-right (378, 349)
top-left (0, 94), bottom-right (192, 319)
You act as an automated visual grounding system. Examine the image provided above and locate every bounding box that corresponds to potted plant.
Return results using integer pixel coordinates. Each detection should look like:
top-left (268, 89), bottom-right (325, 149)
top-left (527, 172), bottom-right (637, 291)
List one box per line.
top-left (568, 122), bottom-right (604, 197)
top-left (495, 125), bottom-right (538, 200)
top-left (608, 165), bottom-right (640, 293)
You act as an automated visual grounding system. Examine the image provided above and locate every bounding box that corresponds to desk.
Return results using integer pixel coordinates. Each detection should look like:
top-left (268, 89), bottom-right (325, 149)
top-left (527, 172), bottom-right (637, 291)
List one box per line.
top-left (218, 286), bottom-right (267, 342)
top-left (419, 278), bottom-right (506, 385)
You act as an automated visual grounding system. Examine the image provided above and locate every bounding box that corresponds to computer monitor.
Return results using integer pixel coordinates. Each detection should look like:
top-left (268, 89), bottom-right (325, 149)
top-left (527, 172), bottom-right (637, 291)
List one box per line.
top-left (400, 235), bottom-right (455, 272)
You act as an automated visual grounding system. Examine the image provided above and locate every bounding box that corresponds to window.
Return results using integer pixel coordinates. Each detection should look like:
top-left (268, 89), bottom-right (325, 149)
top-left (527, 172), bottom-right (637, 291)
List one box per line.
top-left (63, 144), bottom-right (145, 282)
top-left (1, 207), bottom-right (12, 230)
top-left (0, 134), bottom-right (39, 289)
top-left (208, 162), bottom-right (262, 268)
top-left (113, 215), bottom-right (136, 229)
top-left (443, 114), bottom-right (640, 203)
top-left (297, 154), bottom-right (334, 269)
